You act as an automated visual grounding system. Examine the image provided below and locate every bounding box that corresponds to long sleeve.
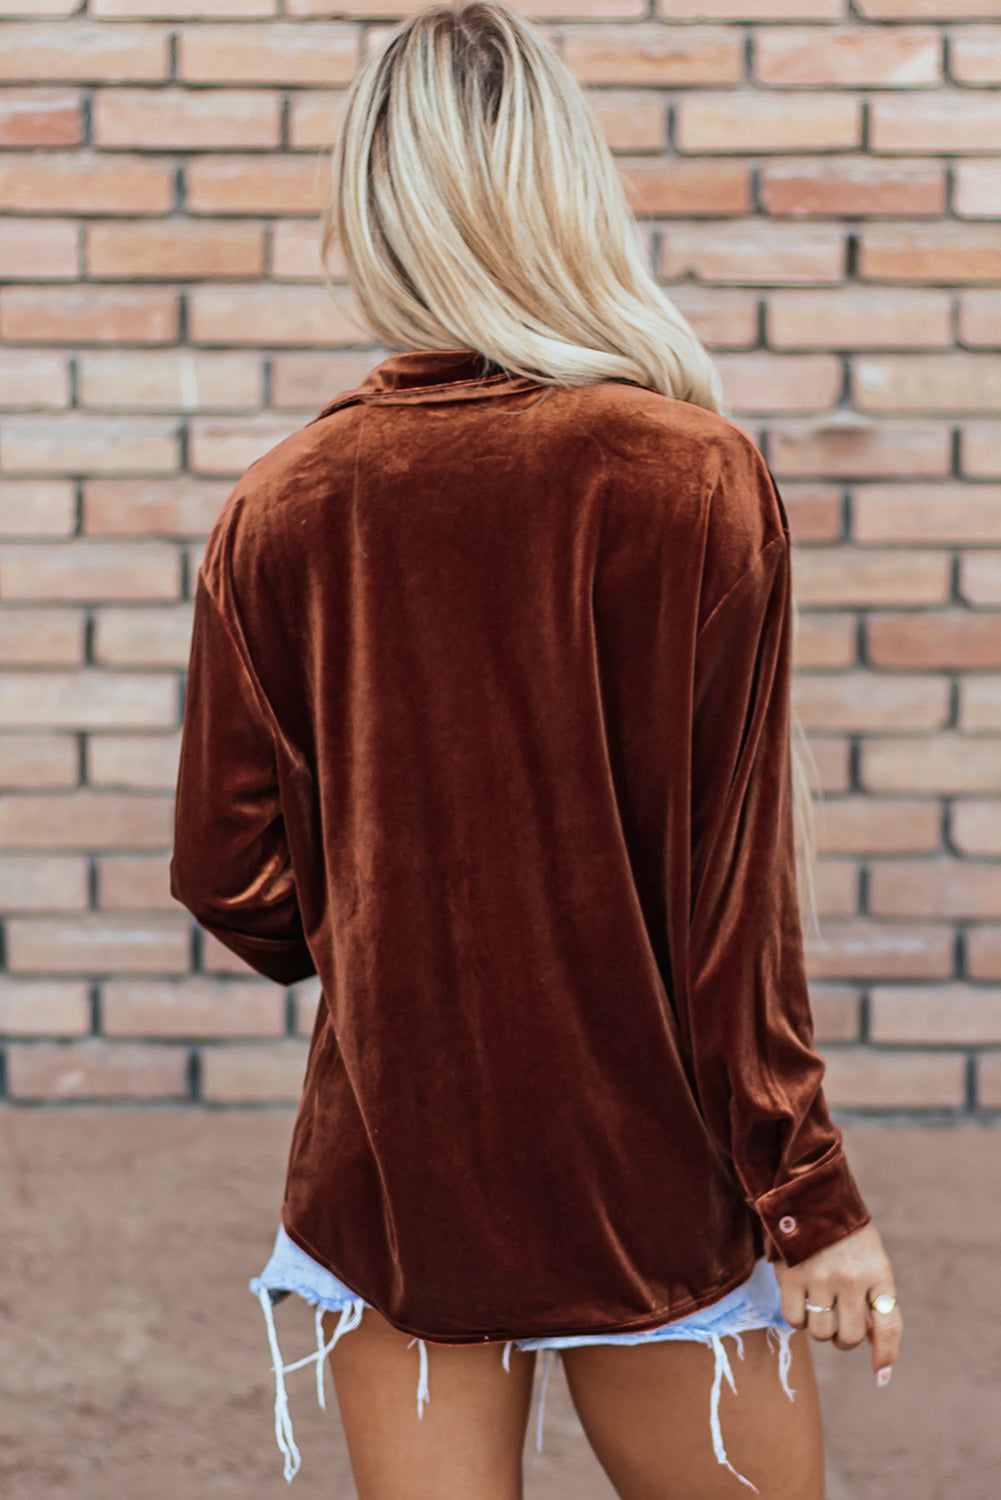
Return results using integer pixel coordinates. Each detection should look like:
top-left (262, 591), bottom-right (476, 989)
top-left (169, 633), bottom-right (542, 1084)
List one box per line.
top-left (169, 569), bottom-right (316, 986)
top-left (685, 528), bottom-right (871, 1270)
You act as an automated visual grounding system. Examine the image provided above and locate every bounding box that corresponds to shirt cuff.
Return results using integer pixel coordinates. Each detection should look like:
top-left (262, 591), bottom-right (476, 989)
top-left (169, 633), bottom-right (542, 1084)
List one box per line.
top-left (751, 1145), bottom-right (872, 1268)
top-left (199, 922), bottom-right (317, 987)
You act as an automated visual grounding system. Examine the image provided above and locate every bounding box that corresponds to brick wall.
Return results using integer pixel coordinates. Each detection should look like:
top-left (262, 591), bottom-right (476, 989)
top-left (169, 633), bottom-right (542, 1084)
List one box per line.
top-left (1, 0), bottom-right (999, 1113)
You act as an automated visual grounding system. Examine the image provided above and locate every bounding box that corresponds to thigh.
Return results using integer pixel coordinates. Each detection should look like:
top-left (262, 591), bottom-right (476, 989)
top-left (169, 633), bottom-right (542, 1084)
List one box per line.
top-left (321, 1305), bottom-right (537, 1500)
top-left (560, 1327), bottom-right (825, 1500)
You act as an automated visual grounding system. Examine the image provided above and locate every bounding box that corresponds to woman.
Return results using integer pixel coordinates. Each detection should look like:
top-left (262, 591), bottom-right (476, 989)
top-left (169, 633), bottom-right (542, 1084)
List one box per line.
top-left (169, 3), bottom-right (903, 1496)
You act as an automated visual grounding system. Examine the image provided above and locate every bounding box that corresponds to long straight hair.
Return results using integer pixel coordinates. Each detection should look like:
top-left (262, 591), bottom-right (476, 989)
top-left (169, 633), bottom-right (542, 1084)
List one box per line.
top-left (319, 0), bottom-right (823, 935)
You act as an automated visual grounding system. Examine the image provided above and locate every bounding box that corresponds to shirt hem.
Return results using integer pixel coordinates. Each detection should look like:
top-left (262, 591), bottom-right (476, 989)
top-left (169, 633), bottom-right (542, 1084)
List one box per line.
top-left (279, 1209), bottom-right (762, 1346)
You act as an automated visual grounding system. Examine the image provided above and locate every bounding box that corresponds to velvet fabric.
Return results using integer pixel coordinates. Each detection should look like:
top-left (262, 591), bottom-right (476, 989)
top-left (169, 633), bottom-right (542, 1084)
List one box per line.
top-left (169, 347), bottom-right (872, 1344)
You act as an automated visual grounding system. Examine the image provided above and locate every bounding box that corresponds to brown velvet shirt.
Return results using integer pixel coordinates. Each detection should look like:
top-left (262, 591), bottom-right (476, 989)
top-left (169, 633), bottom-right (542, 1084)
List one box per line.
top-left (169, 347), bottom-right (872, 1344)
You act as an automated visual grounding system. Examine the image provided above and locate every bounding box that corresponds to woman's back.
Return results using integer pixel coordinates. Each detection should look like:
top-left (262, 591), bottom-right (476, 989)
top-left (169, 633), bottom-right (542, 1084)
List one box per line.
top-left (170, 346), bottom-right (870, 1341)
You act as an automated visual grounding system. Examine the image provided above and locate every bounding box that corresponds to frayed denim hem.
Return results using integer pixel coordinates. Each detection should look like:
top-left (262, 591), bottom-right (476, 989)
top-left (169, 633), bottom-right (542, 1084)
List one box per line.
top-left (248, 1230), bottom-right (796, 1492)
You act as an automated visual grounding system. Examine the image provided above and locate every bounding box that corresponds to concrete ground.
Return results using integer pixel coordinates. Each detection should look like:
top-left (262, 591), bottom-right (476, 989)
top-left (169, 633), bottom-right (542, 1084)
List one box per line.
top-left (0, 1107), bottom-right (997, 1500)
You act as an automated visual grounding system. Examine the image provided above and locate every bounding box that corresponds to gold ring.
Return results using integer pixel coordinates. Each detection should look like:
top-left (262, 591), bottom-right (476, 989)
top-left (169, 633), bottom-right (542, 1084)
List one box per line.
top-left (868, 1293), bottom-right (898, 1315)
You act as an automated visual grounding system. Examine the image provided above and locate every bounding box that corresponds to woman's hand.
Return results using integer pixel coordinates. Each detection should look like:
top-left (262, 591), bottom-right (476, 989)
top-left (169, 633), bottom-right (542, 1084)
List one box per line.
top-left (771, 1220), bottom-right (903, 1386)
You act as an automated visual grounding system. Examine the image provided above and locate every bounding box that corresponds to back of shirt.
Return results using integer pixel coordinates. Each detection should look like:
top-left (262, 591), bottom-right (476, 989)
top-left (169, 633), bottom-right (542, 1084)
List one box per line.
top-left (170, 348), bottom-right (871, 1342)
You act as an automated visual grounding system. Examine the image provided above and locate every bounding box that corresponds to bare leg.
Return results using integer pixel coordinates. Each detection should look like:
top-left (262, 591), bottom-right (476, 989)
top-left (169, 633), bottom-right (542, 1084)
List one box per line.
top-left (321, 1305), bottom-right (537, 1500)
top-left (561, 1327), bottom-right (825, 1500)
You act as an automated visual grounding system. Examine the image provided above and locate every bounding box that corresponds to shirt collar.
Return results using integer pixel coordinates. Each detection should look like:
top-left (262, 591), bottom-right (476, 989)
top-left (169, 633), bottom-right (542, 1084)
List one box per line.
top-left (311, 347), bottom-right (543, 422)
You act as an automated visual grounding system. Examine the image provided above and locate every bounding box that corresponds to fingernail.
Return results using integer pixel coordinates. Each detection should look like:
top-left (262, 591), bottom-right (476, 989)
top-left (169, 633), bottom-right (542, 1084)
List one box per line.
top-left (876, 1367), bottom-right (892, 1387)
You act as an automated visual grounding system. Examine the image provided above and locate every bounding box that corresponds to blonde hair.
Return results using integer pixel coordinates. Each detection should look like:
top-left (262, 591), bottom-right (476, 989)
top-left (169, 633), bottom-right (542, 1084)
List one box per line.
top-left (319, 0), bottom-right (822, 934)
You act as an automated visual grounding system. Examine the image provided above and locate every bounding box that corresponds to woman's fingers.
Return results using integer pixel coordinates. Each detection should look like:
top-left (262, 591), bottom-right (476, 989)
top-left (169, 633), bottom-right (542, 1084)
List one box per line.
top-left (865, 1284), bottom-right (904, 1383)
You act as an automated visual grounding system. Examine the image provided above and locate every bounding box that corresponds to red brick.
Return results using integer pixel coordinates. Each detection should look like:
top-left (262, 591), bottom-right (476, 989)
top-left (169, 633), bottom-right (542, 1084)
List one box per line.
top-left (0, 152), bottom-right (174, 213)
top-left (0, 854), bottom-right (88, 911)
top-left (769, 418), bottom-right (951, 478)
top-left (792, 670), bottom-right (949, 731)
top-left (88, 732), bottom-right (181, 790)
top-left (188, 415), bottom-right (304, 476)
top-left (952, 796), bottom-right (1001, 854)
top-left (660, 222), bottom-right (844, 284)
top-left (964, 424), bottom-right (1001, 479)
top-left (767, 288), bottom-right (951, 349)
top-left (859, 223), bottom-right (1001, 282)
top-left (0, 607), bottom-right (83, 666)
top-left (853, 484), bottom-right (1001, 545)
top-left (0, 480), bottom-right (75, 538)
top-left (92, 605), bottom-right (193, 667)
top-left (590, 91), bottom-right (666, 152)
top-left (290, 974), bottom-right (322, 1036)
top-left (618, 158), bottom-right (749, 216)
top-left (0, 88), bottom-right (81, 145)
top-left (188, 284), bottom-right (361, 347)
top-left (200, 1041), bottom-right (309, 1103)
top-left (655, 0), bottom-right (842, 15)
top-left (781, 484), bottom-right (845, 542)
top-left (270, 351), bottom-right (391, 409)
top-left (2, 416), bottom-right (180, 475)
top-left (813, 796), bottom-right (941, 854)
top-left (871, 984), bottom-right (1001, 1044)
top-left (6, 914), bottom-right (189, 974)
top-left (811, 857), bottom-right (858, 919)
top-left (955, 162), bottom-right (1001, 219)
top-left (271, 220), bottom-right (334, 282)
top-left (821, 1049), bottom-right (965, 1110)
top-left (86, 219), bottom-right (264, 280)
top-left (808, 736), bottom-right (852, 793)
top-left (93, 87), bottom-right (280, 150)
top-left (677, 92), bottom-right (860, 152)
top-left (0, 287), bottom-right (177, 344)
top-left (794, 611), bottom-right (856, 667)
top-left (0, 350), bottom-right (70, 410)
top-left (185, 155), bottom-right (325, 215)
top-left (0, 671), bottom-right (176, 729)
top-left (856, 353), bottom-right (1001, 413)
top-left (0, 734), bottom-right (78, 789)
top-left (960, 290), bottom-right (1001, 346)
top-left (760, 157), bottom-right (945, 218)
top-left (559, 23), bottom-right (743, 83)
top-left (968, 927), bottom-right (1001, 981)
top-left (755, 25), bottom-right (940, 86)
top-left (868, 609), bottom-right (1001, 669)
top-left (794, 545), bottom-right (950, 605)
top-left (79, 350), bottom-right (260, 413)
top-left (657, 286), bottom-right (759, 351)
top-left (0, 978), bottom-right (90, 1037)
top-left (201, 931), bottom-right (258, 976)
top-left (0, 21), bottom-right (169, 81)
top-left (177, 22), bottom-right (359, 83)
top-left (804, 918), bottom-right (954, 980)
top-left (808, 985), bottom-right (862, 1043)
top-left (83, 478), bottom-right (231, 537)
top-left (949, 24), bottom-right (1001, 83)
top-left (5, 1039), bottom-right (188, 1100)
top-left (716, 353), bottom-right (841, 414)
top-left (960, 679), bottom-right (1001, 732)
top-left (961, 554), bottom-right (1001, 606)
top-left (288, 90), bottom-right (348, 151)
top-left (0, 0), bottom-right (80, 16)
top-left (97, 852), bottom-right (174, 909)
top-left (102, 977), bottom-right (284, 1038)
top-left (977, 1054), bottom-right (1001, 1108)
top-left (874, 91), bottom-right (1001, 151)
top-left (0, 541), bottom-right (179, 602)
top-left (0, 219), bottom-right (78, 279)
top-left (869, 857), bottom-right (1001, 918)
top-left (93, 0), bottom-right (274, 14)
top-left (861, 0), bottom-right (1001, 12)
top-left (861, 734), bottom-right (1001, 794)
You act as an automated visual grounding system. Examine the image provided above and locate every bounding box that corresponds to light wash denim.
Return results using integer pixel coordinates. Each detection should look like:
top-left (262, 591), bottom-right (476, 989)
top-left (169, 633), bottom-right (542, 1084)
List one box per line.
top-left (250, 1224), bottom-right (796, 1493)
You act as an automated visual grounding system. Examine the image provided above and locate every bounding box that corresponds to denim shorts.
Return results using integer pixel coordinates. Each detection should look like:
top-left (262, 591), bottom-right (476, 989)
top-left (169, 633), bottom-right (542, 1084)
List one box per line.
top-left (250, 1224), bottom-right (797, 1495)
